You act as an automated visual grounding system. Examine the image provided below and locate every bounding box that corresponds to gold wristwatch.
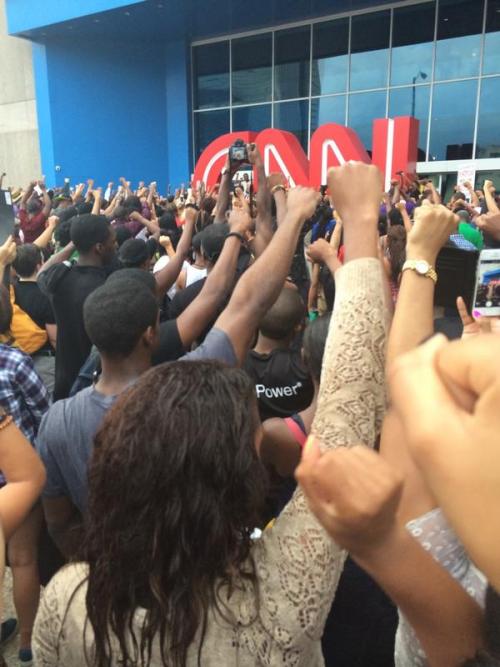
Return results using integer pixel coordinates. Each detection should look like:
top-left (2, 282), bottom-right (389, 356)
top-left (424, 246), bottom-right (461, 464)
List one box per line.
top-left (402, 259), bottom-right (437, 283)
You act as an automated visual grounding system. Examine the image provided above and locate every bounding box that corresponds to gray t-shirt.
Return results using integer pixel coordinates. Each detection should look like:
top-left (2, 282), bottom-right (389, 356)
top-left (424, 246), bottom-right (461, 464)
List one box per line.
top-left (36, 328), bottom-right (236, 514)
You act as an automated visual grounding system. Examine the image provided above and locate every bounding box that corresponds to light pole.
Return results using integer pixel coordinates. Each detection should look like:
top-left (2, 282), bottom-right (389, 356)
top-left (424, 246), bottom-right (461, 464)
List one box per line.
top-left (411, 71), bottom-right (428, 117)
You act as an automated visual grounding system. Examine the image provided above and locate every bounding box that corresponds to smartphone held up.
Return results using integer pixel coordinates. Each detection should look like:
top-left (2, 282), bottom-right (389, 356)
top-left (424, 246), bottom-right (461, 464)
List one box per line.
top-left (473, 248), bottom-right (500, 317)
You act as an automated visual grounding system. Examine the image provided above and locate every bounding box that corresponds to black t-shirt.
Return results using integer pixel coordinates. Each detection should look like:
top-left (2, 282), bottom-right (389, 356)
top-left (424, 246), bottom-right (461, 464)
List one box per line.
top-left (244, 348), bottom-right (314, 422)
top-left (14, 281), bottom-right (56, 329)
top-left (38, 263), bottom-right (107, 400)
top-left (152, 318), bottom-right (185, 365)
top-left (168, 278), bottom-right (205, 320)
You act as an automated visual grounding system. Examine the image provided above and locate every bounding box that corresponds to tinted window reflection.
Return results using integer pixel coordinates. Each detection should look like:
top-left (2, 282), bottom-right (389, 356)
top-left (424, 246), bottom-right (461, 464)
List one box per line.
top-left (311, 96), bottom-right (346, 132)
top-left (275, 27), bottom-right (311, 101)
top-left (435, 0), bottom-right (483, 80)
top-left (193, 42), bottom-right (230, 110)
top-left (484, 0), bottom-right (500, 74)
top-left (194, 109), bottom-right (230, 158)
top-left (348, 90), bottom-right (386, 152)
top-left (232, 34), bottom-right (272, 105)
top-left (429, 80), bottom-right (477, 161)
top-left (476, 78), bottom-right (500, 158)
top-left (312, 19), bottom-right (349, 96)
top-left (389, 86), bottom-right (430, 160)
top-left (232, 104), bottom-right (272, 133)
top-left (274, 100), bottom-right (310, 151)
top-left (391, 3), bottom-right (435, 86)
top-left (350, 11), bottom-right (390, 91)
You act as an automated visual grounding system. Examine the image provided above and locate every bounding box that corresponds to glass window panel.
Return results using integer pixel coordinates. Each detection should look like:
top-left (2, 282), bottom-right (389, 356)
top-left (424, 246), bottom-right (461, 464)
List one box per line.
top-left (389, 86), bottom-right (430, 161)
top-left (348, 90), bottom-right (387, 153)
top-left (429, 80), bottom-right (477, 161)
top-left (435, 0), bottom-right (483, 80)
top-left (312, 19), bottom-right (349, 96)
top-left (274, 27), bottom-right (311, 101)
top-left (476, 78), bottom-right (500, 158)
top-left (350, 11), bottom-right (390, 91)
top-left (194, 109), bottom-right (230, 159)
top-left (193, 42), bottom-right (230, 110)
top-left (310, 96), bottom-right (346, 132)
top-left (232, 34), bottom-right (272, 105)
top-left (232, 104), bottom-right (272, 133)
top-left (273, 100), bottom-right (310, 152)
top-left (391, 3), bottom-right (435, 87)
top-left (484, 0), bottom-right (500, 75)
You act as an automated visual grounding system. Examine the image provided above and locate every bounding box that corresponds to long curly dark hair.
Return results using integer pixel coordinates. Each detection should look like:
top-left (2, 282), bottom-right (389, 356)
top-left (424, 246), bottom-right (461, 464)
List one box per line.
top-left (387, 226), bottom-right (407, 284)
top-left (82, 360), bottom-right (267, 667)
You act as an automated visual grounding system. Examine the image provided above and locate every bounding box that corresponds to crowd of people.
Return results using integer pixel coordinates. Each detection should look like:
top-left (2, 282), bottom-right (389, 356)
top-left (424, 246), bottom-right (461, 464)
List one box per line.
top-left (0, 146), bottom-right (499, 667)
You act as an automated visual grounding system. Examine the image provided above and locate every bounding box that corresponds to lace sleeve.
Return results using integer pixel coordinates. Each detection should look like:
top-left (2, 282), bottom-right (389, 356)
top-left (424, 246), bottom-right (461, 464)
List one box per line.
top-left (240, 258), bottom-right (389, 665)
top-left (32, 570), bottom-right (65, 666)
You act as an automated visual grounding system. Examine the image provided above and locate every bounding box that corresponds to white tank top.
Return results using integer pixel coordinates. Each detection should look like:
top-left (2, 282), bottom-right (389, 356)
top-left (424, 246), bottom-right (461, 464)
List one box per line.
top-left (185, 263), bottom-right (207, 287)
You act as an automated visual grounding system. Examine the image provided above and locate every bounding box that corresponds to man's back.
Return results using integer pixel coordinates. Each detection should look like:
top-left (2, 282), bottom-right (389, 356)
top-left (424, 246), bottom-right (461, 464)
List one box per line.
top-left (244, 348), bottom-right (314, 421)
top-left (38, 263), bottom-right (107, 400)
top-left (36, 385), bottom-right (115, 514)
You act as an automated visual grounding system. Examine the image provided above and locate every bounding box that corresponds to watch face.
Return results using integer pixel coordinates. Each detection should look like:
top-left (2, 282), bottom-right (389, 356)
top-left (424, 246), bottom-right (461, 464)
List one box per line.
top-left (415, 260), bottom-right (430, 275)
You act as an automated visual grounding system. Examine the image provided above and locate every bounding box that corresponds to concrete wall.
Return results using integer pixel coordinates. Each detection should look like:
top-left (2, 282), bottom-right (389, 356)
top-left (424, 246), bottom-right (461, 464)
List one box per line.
top-left (0, 0), bottom-right (40, 188)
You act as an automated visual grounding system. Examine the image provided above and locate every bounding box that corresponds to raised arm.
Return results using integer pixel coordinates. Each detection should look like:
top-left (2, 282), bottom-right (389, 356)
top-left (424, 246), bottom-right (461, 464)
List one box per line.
top-left (176, 209), bottom-right (254, 349)
top-left (428, 180), bottom-right (442, 206)
top-left (463, 181), bottom-right (480, 208)
top-left (269, 173), bottom-right (287, 226)
top-left (72, 183), bottom-right (85, 204)
top-left (483, 180), bottom-right (499, 214)
top-left (153, 208), bottom-right (195, 297)
top-left (297, 444), bottom-right (483, 667)
top-left (390, 334), bottom-right (500, 593)
top-left (39, 179), bottom-right (52, 217)
top-left (213, 157), bottom-right (237, 224)
top-left (395, 200), bottom-right (413, 234)
top-left (33, 216), bottom-right (59, 249)
top-left (20, 181), bottom-right (36, 210)
top-left (128, 210), bottom-right (160, 236)
top-left (386, 203), bottom-right (458, 364)
top-left (214, 186), bottom-right (320, 364)
top-left (0, 417), bottom-right (46, 541)
top-left (241, 164), bottom-right (389, 660)
top-left (247, 144), bottom-right (273, 257)
top-left (39, 241), bottom-right (75, 274)
top-left (91, 188), bottom-right (102, 216)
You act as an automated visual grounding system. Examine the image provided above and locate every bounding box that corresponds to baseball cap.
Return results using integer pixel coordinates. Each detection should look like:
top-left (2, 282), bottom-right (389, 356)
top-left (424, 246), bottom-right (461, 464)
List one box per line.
top-left (200, 223), bottom-right (229, 263)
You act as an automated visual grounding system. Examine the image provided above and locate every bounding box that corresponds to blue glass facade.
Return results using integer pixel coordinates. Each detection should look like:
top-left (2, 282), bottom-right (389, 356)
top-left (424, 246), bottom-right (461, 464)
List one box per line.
top-left (5, 0), bottom-right (500, 187)
top-left (193, 0), bottom-right (500, 174)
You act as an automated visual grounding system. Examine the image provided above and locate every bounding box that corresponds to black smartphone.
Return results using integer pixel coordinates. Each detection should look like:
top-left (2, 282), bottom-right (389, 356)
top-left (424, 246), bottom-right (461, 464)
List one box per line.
top-left (0, 190), bottom-right (15, 246)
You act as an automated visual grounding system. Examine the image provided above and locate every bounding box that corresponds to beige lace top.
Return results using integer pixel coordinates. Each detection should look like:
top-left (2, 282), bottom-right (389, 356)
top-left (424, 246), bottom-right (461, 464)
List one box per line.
top-left (33, 258), bottom-right (388, 666)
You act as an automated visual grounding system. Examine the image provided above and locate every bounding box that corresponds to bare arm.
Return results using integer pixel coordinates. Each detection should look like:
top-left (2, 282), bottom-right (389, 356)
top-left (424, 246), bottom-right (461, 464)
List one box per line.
top-left (297, 445), bottom-right (483, 667)
top-left (464, 182), bottom-right (480, 208)
top-left (248, 145), bottom-right (273, 257)
top-left (72, 183), bottom-right (85, 204)
top-left (33, 217), bottom-right (59, 249)
top-left (40, 184), bottom-right (52, 217)
top-left (483, 180), bottom-right (499, 213)
top-left (39, 242), bottom-right (75, 274)
top-left (176, 209), bottom-right (254, 348)
top-left (213, 157), bottom-right (237, 224)
top-left (42, 496), bottom-right (83, 560)
top-left (428, 181), bottom-right (441, 206)
top-left (129, 210), bottom-right (160, 236)
top-left (215, 187), bottom-right (320, 364)
top-left (268, 174), bottom-right (287, 227)
top-left (395, 201), bottom-right (413, 234)
top-left (20, 181), bottom-right (36, 210)
top-left (0, 420), bottom-right (46, 541)
top-left (153, 210), bottom-right (195, 297)
top-left (386, 204), bottom-right (458, 365)
top-left (45, 324), bottom-right (57, 349)
top-left (91, 189), bottom-right (102, 215)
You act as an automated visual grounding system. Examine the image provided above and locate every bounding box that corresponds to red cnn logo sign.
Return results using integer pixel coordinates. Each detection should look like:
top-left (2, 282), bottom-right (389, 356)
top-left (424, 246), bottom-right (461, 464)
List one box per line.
top-left (193, 116), bottom-right (419, 190)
